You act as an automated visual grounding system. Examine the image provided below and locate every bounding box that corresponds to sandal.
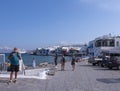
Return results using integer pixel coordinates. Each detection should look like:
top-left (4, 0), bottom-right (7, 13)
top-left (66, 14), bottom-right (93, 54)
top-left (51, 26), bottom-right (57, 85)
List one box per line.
top-left (13, 79), bottom-right (17, 83)
top-left (7, 80), bottom-right (12, 85)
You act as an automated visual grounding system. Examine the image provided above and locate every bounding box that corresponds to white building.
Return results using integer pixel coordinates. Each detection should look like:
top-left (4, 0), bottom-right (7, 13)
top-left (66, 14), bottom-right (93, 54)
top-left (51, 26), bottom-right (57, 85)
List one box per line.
top-left (35, 44), bottom-right (88, 56)
top-left (88, 35), bottom-right (120, 57)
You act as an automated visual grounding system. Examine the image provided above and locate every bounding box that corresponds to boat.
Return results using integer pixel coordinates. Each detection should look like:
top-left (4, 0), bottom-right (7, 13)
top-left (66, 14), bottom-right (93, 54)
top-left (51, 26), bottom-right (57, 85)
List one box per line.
top-left (19, 49), bottom-right (27, 54)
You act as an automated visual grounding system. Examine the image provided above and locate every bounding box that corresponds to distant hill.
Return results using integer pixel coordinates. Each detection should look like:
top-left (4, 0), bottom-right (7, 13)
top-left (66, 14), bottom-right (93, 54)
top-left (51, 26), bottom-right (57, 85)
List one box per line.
top-left (0, 47), bottom-right (26, 53)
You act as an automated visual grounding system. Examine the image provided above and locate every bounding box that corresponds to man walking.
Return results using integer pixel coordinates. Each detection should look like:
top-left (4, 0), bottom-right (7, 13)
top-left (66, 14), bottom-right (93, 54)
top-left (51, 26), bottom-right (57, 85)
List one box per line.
top-left (8, 48), bottom-right (22, 83)
top-left (60, 54), bottom-right (66, 71)
top-left (54, 53), bottom-right (58, 67)
top-left (71, 55), bottom-right (76, 71)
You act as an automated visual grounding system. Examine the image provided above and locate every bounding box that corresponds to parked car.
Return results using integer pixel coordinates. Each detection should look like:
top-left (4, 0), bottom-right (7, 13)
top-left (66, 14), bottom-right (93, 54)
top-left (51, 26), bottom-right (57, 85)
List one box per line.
top-left (88, 57), bottom-right (102, 66)
top-left (101, 56), bottom-right (110, 67)
top-left (101, 52), bottom-right (120, 70)
top-left (106, 56), bottom-right (120, 70)
top-left (81, 56), bottom-right (90, 61)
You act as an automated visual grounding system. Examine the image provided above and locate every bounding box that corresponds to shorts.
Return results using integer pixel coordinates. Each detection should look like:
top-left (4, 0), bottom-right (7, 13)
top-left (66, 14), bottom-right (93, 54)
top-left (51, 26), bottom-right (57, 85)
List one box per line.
top-left (11, 65), bottom-right (19, 72)
top-left (71, 62), bottom-right (75, 65)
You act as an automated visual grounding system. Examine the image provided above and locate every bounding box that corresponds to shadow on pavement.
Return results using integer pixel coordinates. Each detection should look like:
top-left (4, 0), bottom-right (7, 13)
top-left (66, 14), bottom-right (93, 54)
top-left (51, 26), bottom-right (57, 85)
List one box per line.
top-left (78, 64), bottom-right (99, 68)
top-left (96, 78), bottom-right (120, 84)
top-left (94, 68), bottom-right (120, 71)
top-left (0, 79), bottom-right (8, 84)
top-left (78, 64), bottom-right (93, 67)
top-left (57, 69), bottom-right (72, 72)
top-left (78, 64), bottom-right (120, 71)
top-left (93, 68), bottom-right (110, 71)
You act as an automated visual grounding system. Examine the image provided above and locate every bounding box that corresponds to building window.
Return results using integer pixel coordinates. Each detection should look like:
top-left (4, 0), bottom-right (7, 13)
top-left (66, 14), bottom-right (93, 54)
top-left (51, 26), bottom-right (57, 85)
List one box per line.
top-left (116, 41), bottom-right (119, 47)
top-left (95, 40), bottom-right (102, 47)
top-left (95, 39), bottom-right (115, 47)
top-left (109, 39), bottom-right (115, 47)
top-left (102, 40), bottom-right (108, 47)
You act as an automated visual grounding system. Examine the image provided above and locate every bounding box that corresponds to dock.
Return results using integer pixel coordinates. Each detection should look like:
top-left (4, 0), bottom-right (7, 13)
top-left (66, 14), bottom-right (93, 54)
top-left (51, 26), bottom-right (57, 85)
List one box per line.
top-left (0, 61), bottom-right (120, 91)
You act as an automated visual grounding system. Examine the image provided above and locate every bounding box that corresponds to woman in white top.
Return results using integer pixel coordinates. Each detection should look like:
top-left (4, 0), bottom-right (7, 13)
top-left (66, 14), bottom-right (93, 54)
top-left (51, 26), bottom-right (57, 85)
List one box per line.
top-left (32, 58), bottom-right (36, 68)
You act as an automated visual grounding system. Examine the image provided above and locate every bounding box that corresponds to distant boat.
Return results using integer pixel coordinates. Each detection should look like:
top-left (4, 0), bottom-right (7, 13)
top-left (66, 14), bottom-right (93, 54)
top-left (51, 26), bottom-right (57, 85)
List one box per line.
top-left (19, 50), bottom-right (27, 54)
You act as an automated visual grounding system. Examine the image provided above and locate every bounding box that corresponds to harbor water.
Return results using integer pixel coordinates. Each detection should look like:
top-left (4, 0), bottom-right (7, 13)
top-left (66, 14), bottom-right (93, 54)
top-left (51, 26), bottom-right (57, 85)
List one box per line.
top-left (5, 54), bottom-right (72, 66)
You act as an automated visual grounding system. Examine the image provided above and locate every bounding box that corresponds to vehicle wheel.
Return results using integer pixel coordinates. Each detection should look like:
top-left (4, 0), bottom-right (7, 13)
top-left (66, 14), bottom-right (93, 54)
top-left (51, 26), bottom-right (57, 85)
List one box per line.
top-left (109, 67), bottom-right (112, 69)
top-left (92, 63), bottom-right (96, 66)
top-left (98, 61), bottom-right (102, 66)
top-left (117, 66), bottom-right (119, 70)
top-left (97, 62), bottom-right (100, 66)
top-left (101, 64), bottom-right (104, 67)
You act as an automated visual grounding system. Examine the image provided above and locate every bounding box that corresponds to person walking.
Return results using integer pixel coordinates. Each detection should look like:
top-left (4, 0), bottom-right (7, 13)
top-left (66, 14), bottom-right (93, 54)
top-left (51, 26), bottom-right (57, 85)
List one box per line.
top-left (71, 55), bottom-right (76, 71)
top-left (32, 58), bottom-right (36, 68)
top-left (60, 54), bottom-right (66, 71)
top-left (8, 48), bottom-right (22, 84)
top-left (54, 53), bottom-right (58, 67)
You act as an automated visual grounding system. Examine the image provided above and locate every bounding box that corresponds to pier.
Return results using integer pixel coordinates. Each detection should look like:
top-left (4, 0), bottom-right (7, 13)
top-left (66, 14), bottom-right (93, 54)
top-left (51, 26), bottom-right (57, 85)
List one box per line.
top-left (0, 61), bottom-right (120, 91)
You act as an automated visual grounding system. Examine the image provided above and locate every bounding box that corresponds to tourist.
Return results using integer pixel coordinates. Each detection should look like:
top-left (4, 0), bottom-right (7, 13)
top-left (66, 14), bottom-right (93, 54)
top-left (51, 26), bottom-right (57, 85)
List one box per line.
top-left (60, 54), bottom-right (66, 71)
top-left (32, 58), bottom-right (36, 68)
top-left (8, 48), bottom-right (22, 83)
top-left (54, 53), bottom-right (58, 67)
top-left (71, 55), bottom-right (76, 71)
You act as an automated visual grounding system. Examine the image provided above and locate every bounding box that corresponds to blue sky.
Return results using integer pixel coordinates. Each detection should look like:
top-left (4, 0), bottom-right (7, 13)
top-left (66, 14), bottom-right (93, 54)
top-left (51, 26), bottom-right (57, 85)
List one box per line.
top-left (0, 0), bottom-right (120, 49)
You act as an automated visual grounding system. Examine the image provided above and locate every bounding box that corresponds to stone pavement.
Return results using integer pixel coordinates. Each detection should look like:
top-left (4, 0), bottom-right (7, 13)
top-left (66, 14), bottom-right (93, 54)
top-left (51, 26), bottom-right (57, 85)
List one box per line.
top-left (1, 61), bottom-right (120, 91)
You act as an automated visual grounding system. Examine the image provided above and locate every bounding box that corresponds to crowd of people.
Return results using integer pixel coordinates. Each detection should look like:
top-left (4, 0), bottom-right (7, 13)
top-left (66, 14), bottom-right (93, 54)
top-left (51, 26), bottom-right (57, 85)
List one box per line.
top-left (54, 53), bottom-right (76, 71)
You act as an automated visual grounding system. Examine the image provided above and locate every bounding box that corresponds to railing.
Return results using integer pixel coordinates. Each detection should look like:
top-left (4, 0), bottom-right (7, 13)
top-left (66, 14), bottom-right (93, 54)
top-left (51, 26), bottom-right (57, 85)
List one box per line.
top-left (0, 62), bottom-right (7, 72)
top-left (0, 54), bottom-right (6, 72)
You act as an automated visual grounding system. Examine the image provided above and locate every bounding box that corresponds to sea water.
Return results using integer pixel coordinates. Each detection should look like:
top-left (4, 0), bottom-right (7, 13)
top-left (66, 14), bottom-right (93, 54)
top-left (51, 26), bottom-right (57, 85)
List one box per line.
top-left (5, 53), bottom-right (72, 66)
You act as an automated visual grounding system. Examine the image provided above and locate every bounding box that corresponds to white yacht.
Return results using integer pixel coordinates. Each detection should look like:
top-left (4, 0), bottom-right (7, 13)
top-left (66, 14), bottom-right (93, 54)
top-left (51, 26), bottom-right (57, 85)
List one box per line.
top-left (19, 49), bottom-right (27, 54)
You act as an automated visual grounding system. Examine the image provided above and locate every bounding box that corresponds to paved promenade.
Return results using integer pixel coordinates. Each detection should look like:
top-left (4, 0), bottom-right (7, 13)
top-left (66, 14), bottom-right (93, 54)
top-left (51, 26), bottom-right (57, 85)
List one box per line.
top-left (0, 61), bottom-right (120, 91)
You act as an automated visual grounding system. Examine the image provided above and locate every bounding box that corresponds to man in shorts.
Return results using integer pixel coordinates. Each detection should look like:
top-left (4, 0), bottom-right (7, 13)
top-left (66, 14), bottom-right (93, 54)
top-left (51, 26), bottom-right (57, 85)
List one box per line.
top-left (71, 55), bottom-right (76, 71)
top-left (54, 53), bottom-right (58, 67)
top-left (8, 48), bottom-right (22, 83)
top-left (60, 54), bottom-right (66, 71)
